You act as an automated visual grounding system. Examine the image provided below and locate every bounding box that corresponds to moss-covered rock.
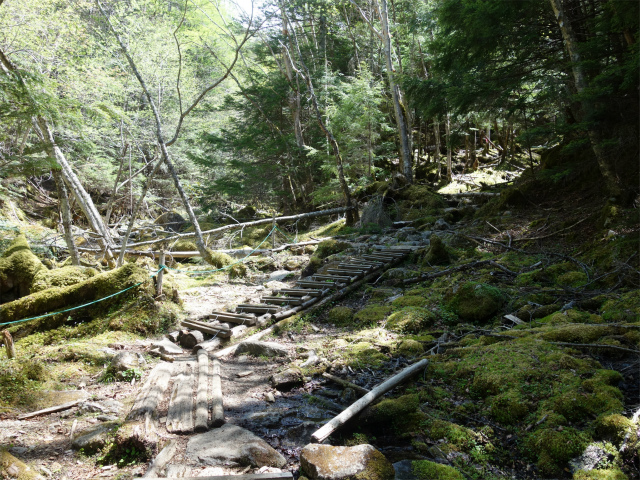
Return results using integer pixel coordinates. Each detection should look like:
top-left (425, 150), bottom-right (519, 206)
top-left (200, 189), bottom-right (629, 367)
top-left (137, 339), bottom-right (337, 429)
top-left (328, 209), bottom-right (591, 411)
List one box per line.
top-left (601, 291), bottom-right (640, 322)
top-left (595, 414), bottom-right (636, 444)
top-left (228, 263), bottom-right (248, 279)
top-left (2, 263), bottom-right (152, 335)
top-left (446, 282), bottom-right (505, 323)
top-left (391, 295), bottom-right (426, 309)
top-left (386, 307), bottom-right (435, 333)
top-left (301, 444), bottom-right (394, 480)
top-left (489, 389), bottom-right (530, 425)
top-left (0, 448), bottom-right (44, 480)
top-left (396, 339), bottom-right (425, 356)
top-left (421, 235), bottom-right (451, 266)
top-left (209, 251), bottom-right (234, 269)
top-left (353, 306), bottom-right (391, 326)
top-left (328, 306), bottom-right (354, 326)
top-left (171, 239), bottom-right (197, 252)
top-left (364, 394), bottom-right (421, 430)
top-left (0, 235), bottom-right (46, 302)
top-left (541, 324), bottom-right (610, 343)
top-left (345, 342), bottom-right (387, 368)
top-left (557, 271), bottom-right (588, 287)
top-left (525, 427), bottom-right (590, 477)
top-left (411, 460), bottom-right (464, 480)
top-left (154, 211), bottom-right (186, 232)
top-left (31, 266), bottom-right (98, 293)
top-left (314, 240), bottom-right (351, 259)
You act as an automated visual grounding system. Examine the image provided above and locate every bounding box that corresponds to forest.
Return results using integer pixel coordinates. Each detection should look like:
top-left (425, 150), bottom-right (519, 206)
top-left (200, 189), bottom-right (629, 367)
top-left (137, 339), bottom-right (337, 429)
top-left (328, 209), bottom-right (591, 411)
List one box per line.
top-left (0, 0), bottom-right (638, 479)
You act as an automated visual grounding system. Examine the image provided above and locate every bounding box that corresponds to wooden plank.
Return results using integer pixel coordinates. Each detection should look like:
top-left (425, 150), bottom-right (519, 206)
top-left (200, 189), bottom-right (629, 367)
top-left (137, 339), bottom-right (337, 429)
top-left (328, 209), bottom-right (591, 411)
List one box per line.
top-left (296, 280), bottom-right (340, 289)
top-left (272, 288), bottom-right (324, 297)
top-left (311, 359), bottom-right (429, 443)
top-left (194, 350), bottom-right (210, 432)
top-left (207, 312), bottom-right (256, 326)
top-left (211, 359), bottom-right (224, 427)
top-left (166, 361), bottom-right (195, 433)
top-left (128, 362), bottom-right (173, 421)
top-left (325, 269), bottom-right (362, 278)
top-left (310, 274), bottom-right (351, 282)
top-left (138, 472), bottom-right (293, 480)
top-left (183, 318), bottom-right (231, 332)
top-left (337, 263), bottom-right (371, 271)
top-left (235, 304), bottom-right (281, 314)
top-left (504, 314), bottom-right (525, 325)
top-left (361, 254), bottom-right (395, 262)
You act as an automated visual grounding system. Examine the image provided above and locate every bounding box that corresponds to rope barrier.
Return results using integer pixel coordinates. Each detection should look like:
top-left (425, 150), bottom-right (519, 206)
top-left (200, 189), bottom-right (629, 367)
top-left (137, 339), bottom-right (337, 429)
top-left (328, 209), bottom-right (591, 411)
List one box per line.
top-left (0, 266), bottom-right (167, 328)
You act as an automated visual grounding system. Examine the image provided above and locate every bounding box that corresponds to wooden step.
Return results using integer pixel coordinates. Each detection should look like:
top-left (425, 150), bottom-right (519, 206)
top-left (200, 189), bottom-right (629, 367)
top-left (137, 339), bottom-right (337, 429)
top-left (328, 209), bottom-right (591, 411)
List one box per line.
top-left (207, 312), bottom-right (256, 326)
top-left (361, 254), bottom-right (396, 262)
top-left (337, 263), bottom-right (371, 272)
top-left (311, 274), bottom-right (352, 282)
top-left (344, 259), bottom-right (383, 267)
top-left (181, 320), bottom-right (232, 338)
top-left (261, 296), bottom-right (304, 306)
top-left (235, 304), bottom-right (281, 314)
top-left (272, 288), bottom-right (325, 297)
top-left (194, 350), bottom-right (210, 432)
top-left (296, 280), bottom-right (340, 289)
top-left (325, 268), bottom-right (362, 278)
top-left (166, 360), bottom-right (195, 433)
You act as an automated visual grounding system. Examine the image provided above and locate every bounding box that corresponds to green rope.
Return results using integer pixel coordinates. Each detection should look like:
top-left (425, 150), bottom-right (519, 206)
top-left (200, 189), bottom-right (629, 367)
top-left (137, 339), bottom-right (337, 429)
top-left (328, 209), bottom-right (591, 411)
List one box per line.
top-left (0, 266), bottom-right (166, 328)
top-left (167, 225), bottom-right (279, 275)
top-left (275, 225), bottom-right (296, 244)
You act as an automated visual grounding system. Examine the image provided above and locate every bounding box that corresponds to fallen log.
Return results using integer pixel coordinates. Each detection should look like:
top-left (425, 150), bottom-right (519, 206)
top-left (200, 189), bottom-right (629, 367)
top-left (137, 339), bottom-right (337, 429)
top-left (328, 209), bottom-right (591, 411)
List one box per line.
top-left (166, 360), bottom-right (195, 433)
top-left (125, 207), bottom-right (353, 248)
top-left (17, 399), bottom-right (84, 420)
top-left (311, 359), bottom-right (429, 443)
top-left (322, 373), bottom-right (370, 396)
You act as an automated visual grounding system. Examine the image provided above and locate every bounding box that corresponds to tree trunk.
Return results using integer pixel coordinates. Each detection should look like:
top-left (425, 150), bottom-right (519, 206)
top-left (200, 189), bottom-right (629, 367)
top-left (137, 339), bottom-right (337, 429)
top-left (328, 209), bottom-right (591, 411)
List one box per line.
top-left (52, 169), bottom-right (80, 266)
top-left (377, 0), bottom-right (412, 183)
top-left (117, 158), bottom-right (163, 266)
top-left (433, 118), bottom-right (441, 180)
top-left (445, 113), bottom-right (452, 181)
top-left (548, 0), bottom-right (622, 197)
top-left (281, 2), bottom-right (305, 150)
top-left (104, 143), bottom-right (129, 225)
top-left (285, 16), bottom-right (358, 226)
top-left (97, 0), bottom-right (215, 264)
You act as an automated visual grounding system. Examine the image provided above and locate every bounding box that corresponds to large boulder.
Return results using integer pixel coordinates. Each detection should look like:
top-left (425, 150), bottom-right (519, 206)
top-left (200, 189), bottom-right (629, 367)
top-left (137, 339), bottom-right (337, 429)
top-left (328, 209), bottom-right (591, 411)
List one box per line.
top-left (235, 341), bottom-right (289, 358)
top-left (0, 235), bottom-right (45, 302)
top-left (110, 351), bottom-right (146, 380)
top-left (185, 424), bottom-right (286, 468)
top-left (301, 444), bottom-right (394, 480)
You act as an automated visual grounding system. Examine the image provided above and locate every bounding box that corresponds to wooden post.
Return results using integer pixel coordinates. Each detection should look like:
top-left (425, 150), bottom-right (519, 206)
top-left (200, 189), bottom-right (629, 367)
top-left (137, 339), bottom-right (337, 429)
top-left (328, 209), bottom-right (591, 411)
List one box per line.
top-left (2, 330), bottom-right (15, 359)
top-left (195, 350), bottom-right (210, 432)
top-left (156, 249), bottom-right (165, 297)
top-left (271, 213), bottom-right (276, 250)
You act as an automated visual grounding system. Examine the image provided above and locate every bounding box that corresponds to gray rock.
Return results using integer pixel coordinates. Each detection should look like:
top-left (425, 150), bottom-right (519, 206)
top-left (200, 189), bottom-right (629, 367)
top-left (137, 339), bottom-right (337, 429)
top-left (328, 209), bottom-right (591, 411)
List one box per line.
top-left (235, 341), bottom-right (289, 358)
top-left (186, 424), bottom-right (286, 468)
top-left (301, 444), bottom-right (395, 480)
top-left (97, 414), bottom-right (118, 422)
top-left (110, 351), bottom-right (146, 375)
top-left (100, 399), bottom-right (124, 413)
top-left (570, 443), bottom-right (614, 472)
top-left (152, 338), bottom-right (183, 355)
top-left (78, 401), bottom-right (109, 414)
top-left (242, 410), bottom-right (284, 428)
top-left (284, 255), bottom-right (309, 271)
top-left (434, 219), bottom-right (450, 230)
top-left (393, 460), bottom-right (417, 480)
top-left (269, 270), bottom-right (293, 282)
top-left (283, 422), bottom-right (321, 447)
top-left (270, 367), bottom-right (304, 391)
top-left (71, 422), bottom-right (118, 453)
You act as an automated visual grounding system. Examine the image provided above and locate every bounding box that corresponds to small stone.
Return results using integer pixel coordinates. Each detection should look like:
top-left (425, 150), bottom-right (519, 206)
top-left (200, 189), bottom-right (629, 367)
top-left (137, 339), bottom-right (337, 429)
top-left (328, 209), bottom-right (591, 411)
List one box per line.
top-left (393, 460), bottom-right (418, 480)
top-left (110, 351), bottom-right (146, 375)
top-left (265, 392), bottom-right (276, 403)
top-left (152, 338), bottom-right (183, 355)
top-left (71, 423), bottom-right (118, 453)
top-left (270, 367), bottom-right (304, 391)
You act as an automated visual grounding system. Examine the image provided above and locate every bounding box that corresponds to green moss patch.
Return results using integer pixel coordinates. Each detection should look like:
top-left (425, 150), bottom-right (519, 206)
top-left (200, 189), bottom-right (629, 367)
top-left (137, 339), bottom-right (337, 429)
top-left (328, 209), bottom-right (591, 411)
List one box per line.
top-left (0, 235), bottom-right (46, 300)
top-left (391, 295), bottom-right (426, 309)
top-left (345, 342), bottom-right (387, 368)
top-left (31, 265), bottom-right (98, 292)
top-left (525, 427), bottom-right (590, 477)
top-left (573, 467), bottom-right (628, 480)
top-left (411, 460), bottom-right (464, 480)
top-left (422, 235), bottom-right (451, 266)
top-left (353, 306), bottom-right (392, 326)
top-left (328, 306), bottom-right (354, 325)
